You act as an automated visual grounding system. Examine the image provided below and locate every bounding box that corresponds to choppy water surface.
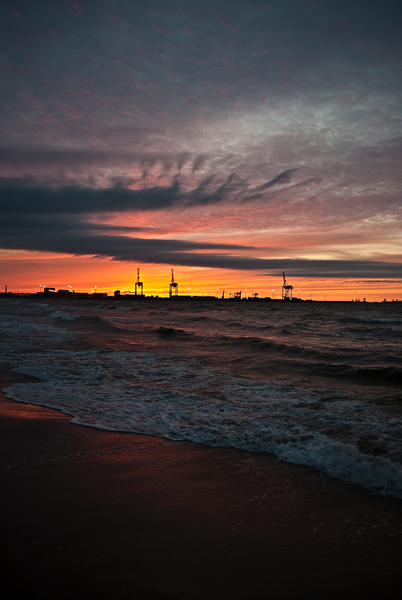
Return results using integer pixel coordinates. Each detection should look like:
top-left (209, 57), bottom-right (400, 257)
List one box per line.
top-left (1, 296), bottom-right (401, 498)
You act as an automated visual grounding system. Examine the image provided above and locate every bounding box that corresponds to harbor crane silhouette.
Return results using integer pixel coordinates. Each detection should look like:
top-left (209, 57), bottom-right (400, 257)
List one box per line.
top-left (135, 268), bottom-right (143, 295)
top-left (282, 272), bottom-right (293, 300)
top-left (169, 269), bottom-right (179, 297)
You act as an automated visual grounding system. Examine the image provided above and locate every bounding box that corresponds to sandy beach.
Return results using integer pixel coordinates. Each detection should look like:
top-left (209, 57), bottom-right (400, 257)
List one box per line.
top-left (1, 371), bottom-right (402, 600)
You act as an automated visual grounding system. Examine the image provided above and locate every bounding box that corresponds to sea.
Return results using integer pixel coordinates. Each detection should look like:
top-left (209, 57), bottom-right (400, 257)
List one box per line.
top-left (1, 296), bottom-right (402, 499)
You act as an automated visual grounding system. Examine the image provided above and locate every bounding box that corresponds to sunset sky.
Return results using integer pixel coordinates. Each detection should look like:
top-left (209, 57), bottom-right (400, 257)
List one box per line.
top-left (1, 0), bottom-right (401, 300)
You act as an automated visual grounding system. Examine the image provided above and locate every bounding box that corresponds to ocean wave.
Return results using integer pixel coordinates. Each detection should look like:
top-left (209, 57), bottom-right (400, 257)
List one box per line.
top-left (156, 326), bottom-right (196, 339)
top-left (346, 316), bottom-right (402, 326)
top-left (49, 311), bottom-right (126, 334)
top-left (180, 315), bottom-right (210, 323)
top-left (49, 310), bottom-right (82, 321)
top-left (314, 364), bottom-right (402, 385)
top-left (223, 321), bottom-right (274, 332)
top-left (92, 304), bottom-right (117, 310)
top-left (3, 297), bottom-right (402, 500)
top-left (216, 335), bottom-right (323, 359)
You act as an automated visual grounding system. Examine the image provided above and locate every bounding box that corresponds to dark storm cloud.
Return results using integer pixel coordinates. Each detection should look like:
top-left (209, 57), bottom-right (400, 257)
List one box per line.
top-left (0, 212), bottom-right (254, 260)
top-left (1, 181), bottom-right (400, 277)
top-left (0, 180), bottom-right (400, 279)
top-left (0, 213), bottom-right (154, 235)
top-left (263, 262), bottom-right (402, 279)
top-left (0, 178), bottom-right (182, 214)
top-left (1, 208), bottom-right (400, 278)
top-left (0, 171), bottom-right (299, 215)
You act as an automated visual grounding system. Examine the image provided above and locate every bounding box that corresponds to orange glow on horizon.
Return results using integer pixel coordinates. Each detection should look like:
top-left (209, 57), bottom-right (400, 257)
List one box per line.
top-left (0, 252), bottom-right (401, 302)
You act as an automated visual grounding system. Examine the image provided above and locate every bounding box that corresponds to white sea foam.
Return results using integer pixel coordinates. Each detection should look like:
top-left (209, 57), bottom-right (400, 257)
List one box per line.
top-left (2, 297), bottom-right (402, 499)
top-left (4, 346), bottom-right (402, 499)
top-left (0, 313), bottom-right (74, 355)
top-left (49, 311), bottom-right (82, 321)
top-left (28, 302), bottom-right (51, 311)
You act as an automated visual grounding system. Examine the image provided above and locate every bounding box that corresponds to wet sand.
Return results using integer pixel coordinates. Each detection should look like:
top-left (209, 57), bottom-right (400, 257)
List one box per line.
top-left (1, 372), bottom-right (402, 600)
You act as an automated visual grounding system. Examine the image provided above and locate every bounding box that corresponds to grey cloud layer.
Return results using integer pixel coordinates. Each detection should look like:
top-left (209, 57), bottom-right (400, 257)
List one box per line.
top-left (2, 0), bottom-right (401, 145)
top-left (1, 212), bottom-right (400, 278)
top-left (1, 1), bottom-right (401, 281)
top-left (1, 177), bottom-right (401, 279)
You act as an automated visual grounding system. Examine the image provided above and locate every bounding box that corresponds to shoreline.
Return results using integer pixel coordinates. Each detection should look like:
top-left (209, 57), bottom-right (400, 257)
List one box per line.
top-left (2, 373), bottom-right (402, 599)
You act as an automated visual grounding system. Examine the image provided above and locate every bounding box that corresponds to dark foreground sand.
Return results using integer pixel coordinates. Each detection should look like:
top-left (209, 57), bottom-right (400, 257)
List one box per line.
top-left (1, 372), bottom-right (402, 600)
